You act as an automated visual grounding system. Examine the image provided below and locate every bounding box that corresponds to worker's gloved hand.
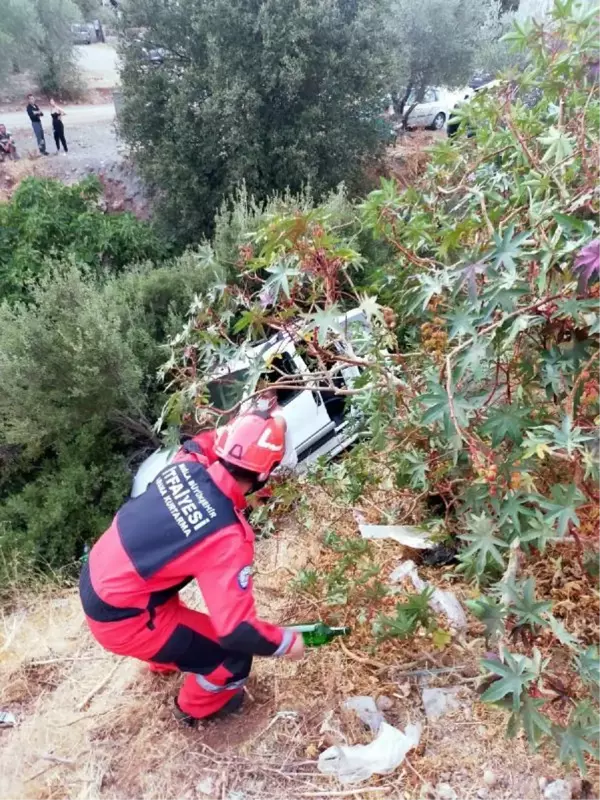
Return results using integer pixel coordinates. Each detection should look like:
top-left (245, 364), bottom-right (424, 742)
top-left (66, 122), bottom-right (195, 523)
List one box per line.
top-left (284, 633), bottom-right (305, 661)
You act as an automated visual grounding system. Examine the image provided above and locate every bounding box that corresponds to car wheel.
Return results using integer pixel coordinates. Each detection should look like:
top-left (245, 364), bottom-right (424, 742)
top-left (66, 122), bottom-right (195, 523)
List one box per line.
top-left (430, 112), bottom-right (446, 130)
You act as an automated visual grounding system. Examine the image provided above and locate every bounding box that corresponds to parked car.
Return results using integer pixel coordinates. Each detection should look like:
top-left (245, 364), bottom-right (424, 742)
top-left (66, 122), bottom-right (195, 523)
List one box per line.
top-left (404, 87), bottom-right (452, 130)
top-left (131, 308), bottom-right (370, 497)
top-left (71, 23), bottom-right (92, 45)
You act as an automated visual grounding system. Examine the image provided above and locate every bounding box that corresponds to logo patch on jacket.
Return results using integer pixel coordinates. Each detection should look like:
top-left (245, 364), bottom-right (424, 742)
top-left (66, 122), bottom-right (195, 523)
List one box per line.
top-left (117, 462), bottom-right (239, 578)
top-left (237, 565), bottom-right (252, 590)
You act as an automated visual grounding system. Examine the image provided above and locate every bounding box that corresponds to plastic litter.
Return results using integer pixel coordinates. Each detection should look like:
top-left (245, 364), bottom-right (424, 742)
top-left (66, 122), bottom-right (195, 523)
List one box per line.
top-left (421, 687), bottom-right (464, 721)
top-left (390, 560), bottom-right (467, 631)
top-left (343, 696), bottom-right (384, 733)
top-left (0, 711), bottom-right (16, 728)
top-left (359, 524), bottom-right (434, 549)
top-left (317, 720), bottom-right (421, 784)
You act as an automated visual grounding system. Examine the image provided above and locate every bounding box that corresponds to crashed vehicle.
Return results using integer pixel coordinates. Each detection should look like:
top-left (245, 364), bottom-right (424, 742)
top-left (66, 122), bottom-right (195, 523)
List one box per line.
top-left (131, 308), bottom-right (369, 497)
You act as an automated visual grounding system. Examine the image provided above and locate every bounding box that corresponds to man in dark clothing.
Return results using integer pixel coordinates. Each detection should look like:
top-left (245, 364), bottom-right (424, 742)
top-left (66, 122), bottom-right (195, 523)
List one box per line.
top-left (26, 94), bottom-right (47, 155)
top-left (80, 411), bottom-right (304, 725)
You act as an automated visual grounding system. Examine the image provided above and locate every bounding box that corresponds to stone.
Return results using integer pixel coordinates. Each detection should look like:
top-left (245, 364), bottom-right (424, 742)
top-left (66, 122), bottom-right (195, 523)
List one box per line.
top-left (543, 780), bottom-right (572, 800)
top-left (376, 695), bottom-right (393, 712)
top-left (422, 687), bottom-right (465, 722)
top-left (435, 783), bottom-right (457, 800)
top-left (196, 776), bottom-right (216, 797)
top-left (477, 789), bottom-right (489, 799)
top-left (483, 770), bottom-right (496, 787)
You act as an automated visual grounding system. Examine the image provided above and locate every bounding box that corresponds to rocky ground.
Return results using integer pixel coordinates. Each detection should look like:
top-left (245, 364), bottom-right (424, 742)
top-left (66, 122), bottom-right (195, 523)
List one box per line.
top-left (0, 472), bottom-right (596, 800)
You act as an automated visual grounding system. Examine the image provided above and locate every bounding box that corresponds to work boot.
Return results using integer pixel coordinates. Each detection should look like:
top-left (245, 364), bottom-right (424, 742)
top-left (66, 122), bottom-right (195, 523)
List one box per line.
top-left (173, 690), bottom-right (245, 728)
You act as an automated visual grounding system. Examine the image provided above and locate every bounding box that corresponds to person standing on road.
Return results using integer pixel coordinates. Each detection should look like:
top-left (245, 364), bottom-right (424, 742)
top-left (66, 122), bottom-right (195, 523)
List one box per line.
top-left (26, 94), bottom-right (47, 155)
top-left (49, 99), bottom-right (68, 154)
top-left (93, 19), bottom-right (105, 43)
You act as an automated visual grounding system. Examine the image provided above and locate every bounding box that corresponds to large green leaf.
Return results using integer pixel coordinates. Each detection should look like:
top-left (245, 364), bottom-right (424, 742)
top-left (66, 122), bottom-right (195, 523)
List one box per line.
top-left (507, 695), bottom-right (552, 749)
top-left (459, 513), bottom-right (509, 577)
top-left (489, 224), bottom-right (532, 271)
top-left (538, 484), bottom-right (586, 537)
top-left (496, 492), bottom-right (537, 536)
top-left (538, 127), bottom-right (575, 165)
top-left (481, 650), bottom-right (537, 712)
top-left (481, 406), bottom-right (529, 446)
top-left (555, 703), bottom-right (600, 774)
top-left (465, 595), bottom-right (507, 640)
top-left (420, 382), bottom-right (473, 430)
top-left (305, 304), bottom-right (344, 345)
top-left (503, 577), bottom-right (552, 628)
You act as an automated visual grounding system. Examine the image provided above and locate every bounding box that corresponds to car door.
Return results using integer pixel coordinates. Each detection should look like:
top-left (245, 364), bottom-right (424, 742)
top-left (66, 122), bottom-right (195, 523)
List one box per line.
top-left (417, 88), bottom-right (439, 127)
top-left (258, 347), bottom-right (334, 455)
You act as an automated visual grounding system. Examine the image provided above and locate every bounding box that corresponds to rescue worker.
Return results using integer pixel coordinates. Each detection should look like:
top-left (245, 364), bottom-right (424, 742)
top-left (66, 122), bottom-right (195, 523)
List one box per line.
top-left (79, 411), bottom-right (304, 724)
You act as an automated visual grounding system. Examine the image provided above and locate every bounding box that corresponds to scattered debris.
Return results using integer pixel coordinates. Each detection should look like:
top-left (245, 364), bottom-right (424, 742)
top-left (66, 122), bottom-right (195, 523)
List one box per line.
top-left (390, 560), bottom-right (468, 630)
top-left (359, 524), bottom-right (434, 549)
top-left (317, 721), bottom-right (421, 784)
top-left (375, 695), bottom-right (394, 712)
top-left (0, 711), bottom-right (16, 728)
top-left (343, 696), bottom-right (384, 733)
top-left (434, 782), bottom-right (458, 800)
top-left (482, 769), bottom-right (496, 787)
top-left (421, 687), bottom-right (467, 722)
top-left (196, 777), bottom-right (216, 798)
top-left (543, 780), bottom-right (572, 800)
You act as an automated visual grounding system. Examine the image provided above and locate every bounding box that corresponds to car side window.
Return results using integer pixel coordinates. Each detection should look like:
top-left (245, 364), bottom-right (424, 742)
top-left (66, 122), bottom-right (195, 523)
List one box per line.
top-left (423, 88), bottom-right (436, 103)
top-left (259, 352), bottom-right (302, 406)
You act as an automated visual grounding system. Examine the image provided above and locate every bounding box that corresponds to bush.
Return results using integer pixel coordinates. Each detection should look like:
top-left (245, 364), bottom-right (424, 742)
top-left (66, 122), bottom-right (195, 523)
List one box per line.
top-left (0, 426), bottom-right (130, 571)
top-left (0, 176), bottom-right (166, 303)
top-left (117, 0), bottom-right (399, 243)
top-left (0, 250), bottom-right (227, 581)
top-left (162, 0), bottom-right (599, 771)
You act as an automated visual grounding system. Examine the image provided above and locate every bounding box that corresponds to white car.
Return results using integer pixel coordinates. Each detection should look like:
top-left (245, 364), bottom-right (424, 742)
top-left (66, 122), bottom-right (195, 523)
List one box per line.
top-left (404, 87), bottom-right (452, 130)
top-left (131, 308), bottom-right (370, 497)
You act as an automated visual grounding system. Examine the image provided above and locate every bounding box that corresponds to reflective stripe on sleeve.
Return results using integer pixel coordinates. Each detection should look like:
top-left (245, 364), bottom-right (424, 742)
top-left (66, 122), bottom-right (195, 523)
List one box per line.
top-left (273, 628), bottom-right (294, 657)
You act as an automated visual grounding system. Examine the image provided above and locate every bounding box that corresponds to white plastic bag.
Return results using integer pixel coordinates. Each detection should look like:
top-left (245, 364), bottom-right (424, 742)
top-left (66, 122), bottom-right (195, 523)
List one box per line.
top-left (317, 721), bottom-right (421, 784)
top-left (390, 560), bottom-right (467, 631)
top-left (359, 524), bottom-right (434, 549)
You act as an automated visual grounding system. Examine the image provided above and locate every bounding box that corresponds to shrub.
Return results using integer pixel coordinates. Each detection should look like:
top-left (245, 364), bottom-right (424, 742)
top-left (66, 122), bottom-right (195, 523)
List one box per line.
top-left (0, 176), bottom-right (166, 304)
top-left (0, 250), bottom-right (227, 581)
top-left (161, 0), bottom-right (599, 771)
top-left (117, 0), bottom-right (399, 243)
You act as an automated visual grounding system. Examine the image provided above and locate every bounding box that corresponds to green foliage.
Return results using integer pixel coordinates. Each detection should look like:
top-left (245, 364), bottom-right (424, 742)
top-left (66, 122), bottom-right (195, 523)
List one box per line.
top-left (373, 587), bottom-right (435, 640)
top-left (0, 0), bottom-right (83, 95)
top-left (157, 1), bottom-right (598, 773)
top-left (472, 570), bottom-right (600, 770)
top-left (0, 246), bottom-right (225, 582)
top-left (117, 0), bottom-right (399, 242)
top-left (0, 426), bottom-right (129, 570)
top-left (390, 0), bottom-right (500, 117)
top-left (0, 177), bottom-right (166, 304)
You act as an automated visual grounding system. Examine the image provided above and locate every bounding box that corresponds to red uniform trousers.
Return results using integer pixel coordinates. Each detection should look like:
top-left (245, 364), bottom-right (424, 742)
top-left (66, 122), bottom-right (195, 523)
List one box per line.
top-left (85, 595), bottom-right (252, 718)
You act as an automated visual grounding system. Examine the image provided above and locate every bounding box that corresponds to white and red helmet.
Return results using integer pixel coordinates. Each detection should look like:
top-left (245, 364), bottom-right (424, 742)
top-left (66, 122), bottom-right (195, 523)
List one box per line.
top-left (214, 412), bottom-right (287, 482)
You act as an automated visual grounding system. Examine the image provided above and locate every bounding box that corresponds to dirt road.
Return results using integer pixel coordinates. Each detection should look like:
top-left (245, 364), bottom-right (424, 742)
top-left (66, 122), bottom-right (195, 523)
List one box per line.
top-left (2, 103), bottom-right (116, 136)
top-left (75, 42), bottom-right (120, 90)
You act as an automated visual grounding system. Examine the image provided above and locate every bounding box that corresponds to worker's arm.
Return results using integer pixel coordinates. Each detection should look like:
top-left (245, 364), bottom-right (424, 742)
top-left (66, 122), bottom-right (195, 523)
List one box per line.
top-left (185, 525), bottom-right (297, 657)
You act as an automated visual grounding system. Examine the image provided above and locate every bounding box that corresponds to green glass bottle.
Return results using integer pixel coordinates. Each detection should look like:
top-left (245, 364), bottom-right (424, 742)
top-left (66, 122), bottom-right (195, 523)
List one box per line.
top-left (288, 622), bottom-right (351, 648)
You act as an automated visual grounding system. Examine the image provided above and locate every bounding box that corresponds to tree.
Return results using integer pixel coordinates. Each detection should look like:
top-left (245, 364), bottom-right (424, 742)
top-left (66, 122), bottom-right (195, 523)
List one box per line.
top-left (117, 0), bottom-right (399, 244)
top-left (389, 0), bottom-right (500, 124)
top-left (0, 0), bottom-right (82, 96)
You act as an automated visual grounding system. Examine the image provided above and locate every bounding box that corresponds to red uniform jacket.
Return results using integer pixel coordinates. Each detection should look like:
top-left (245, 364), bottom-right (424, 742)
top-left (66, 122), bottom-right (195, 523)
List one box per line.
top-left (80, 431), bottom-right (293, 660)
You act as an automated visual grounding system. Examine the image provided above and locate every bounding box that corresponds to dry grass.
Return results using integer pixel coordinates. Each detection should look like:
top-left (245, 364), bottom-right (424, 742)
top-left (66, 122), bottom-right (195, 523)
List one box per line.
top-left (0, 476), bottom-right (597, 800)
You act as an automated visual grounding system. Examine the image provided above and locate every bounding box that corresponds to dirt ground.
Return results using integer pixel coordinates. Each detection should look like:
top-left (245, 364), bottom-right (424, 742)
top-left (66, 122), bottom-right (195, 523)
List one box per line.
top-left (1, 475), bottom-right (596, 800)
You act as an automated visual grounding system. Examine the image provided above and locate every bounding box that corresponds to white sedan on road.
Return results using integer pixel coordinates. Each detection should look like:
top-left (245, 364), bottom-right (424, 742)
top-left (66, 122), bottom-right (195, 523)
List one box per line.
top-left (404, 87), bottom-right (455, 130)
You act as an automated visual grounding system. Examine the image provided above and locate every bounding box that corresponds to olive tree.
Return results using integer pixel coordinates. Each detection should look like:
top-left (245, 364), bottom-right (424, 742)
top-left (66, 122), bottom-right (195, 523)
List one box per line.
top-left (117, 0), bottom-right (400, 244)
